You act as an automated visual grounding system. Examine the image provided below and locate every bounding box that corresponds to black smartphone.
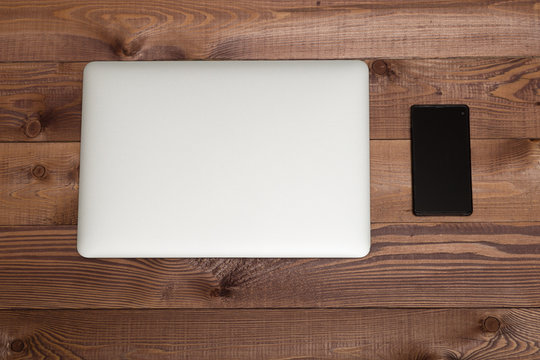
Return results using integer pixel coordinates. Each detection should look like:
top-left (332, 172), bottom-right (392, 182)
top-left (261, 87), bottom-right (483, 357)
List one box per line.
top-left (410, 105), bottom-right (472, 216)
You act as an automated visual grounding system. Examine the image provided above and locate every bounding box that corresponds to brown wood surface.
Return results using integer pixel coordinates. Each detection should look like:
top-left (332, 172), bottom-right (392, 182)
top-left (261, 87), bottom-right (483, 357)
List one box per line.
top-left (2, 309), bottom-right (539, 360)
top-left (371, 139), bottom-right (540, 223)
top-left (1, 0), bottom-right (539, 61)
top-left (1, 58), bottom-right (539, 142)
top-left (1, 139), bottom-right (539, 225)
top-left (0, 63), bottom-right (83, 142)
top-left (369, 58), bottom-right (540, 139)
top-left (1, 224), bottom-right (539, 309)
top-left (0, 143), bottom-right (79, 225)
top-left (1, 0), bottom-right (540, 357)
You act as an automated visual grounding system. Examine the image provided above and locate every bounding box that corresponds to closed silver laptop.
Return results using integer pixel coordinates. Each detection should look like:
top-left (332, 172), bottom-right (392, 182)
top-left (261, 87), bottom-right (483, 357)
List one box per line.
top-left (78, 60), bottom-right (370, 257)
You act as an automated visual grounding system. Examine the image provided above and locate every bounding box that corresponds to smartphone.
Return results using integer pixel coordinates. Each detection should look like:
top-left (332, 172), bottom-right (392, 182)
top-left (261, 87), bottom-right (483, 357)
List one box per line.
top-left (410, 105), bottom-right (472, 216)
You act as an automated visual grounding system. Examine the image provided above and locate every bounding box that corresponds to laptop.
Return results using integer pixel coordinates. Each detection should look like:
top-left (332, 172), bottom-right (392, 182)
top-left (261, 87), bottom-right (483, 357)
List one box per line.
top-left (78, 60), bottom-right (370, 258)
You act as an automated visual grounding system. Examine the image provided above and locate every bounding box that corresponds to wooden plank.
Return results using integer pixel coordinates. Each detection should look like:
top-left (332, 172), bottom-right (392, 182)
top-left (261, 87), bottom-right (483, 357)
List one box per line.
top-left (0, 1), bottom-right (538, 61)
top-left (0, 226), bottom-right (217, 309)
top-left (1, 59), bottom-right (538, 142)
top-left (371, 139), bottom-right (540, 223)
top-left (0, 63), bottom-right (83, 142)
top-left (0, 143), bottom-right (79, 225)
top-left (369, 57), bottom-right (540, 139)
top-left (2, 140), bottom-right (539, 225)
top-left (0, 223), bottom-right (538, 309)
top-left (1, 308), bottom-right (539, 359)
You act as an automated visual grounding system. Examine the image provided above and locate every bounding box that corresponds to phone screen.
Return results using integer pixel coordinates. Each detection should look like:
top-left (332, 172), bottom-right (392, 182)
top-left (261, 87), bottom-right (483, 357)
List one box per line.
top-left (411, 105), bottom-right (472, 216)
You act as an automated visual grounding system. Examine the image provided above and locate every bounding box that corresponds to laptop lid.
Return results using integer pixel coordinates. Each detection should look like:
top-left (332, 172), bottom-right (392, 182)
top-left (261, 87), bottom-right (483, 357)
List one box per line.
top-left (78, 60), bottom-right (370, 258)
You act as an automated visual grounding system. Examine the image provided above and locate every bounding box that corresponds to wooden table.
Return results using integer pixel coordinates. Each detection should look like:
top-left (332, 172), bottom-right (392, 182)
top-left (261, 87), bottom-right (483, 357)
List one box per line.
top-left (1, 1), bottom-right (539, 359)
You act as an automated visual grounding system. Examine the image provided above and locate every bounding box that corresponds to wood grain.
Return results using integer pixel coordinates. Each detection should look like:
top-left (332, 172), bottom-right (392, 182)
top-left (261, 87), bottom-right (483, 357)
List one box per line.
top-left (0, 63), bottom-right (83, 142)
top-left (1, 223), bottom-right (538, 309)
top-left (0, 143), bottom-right (79, 225)
top-left (371, 139), bottom-right (540, 223)
top-left (1, 0), bottom-right (539, 355)
top-left (368, 57), bottom-right (540, 139)
top-left (1, 308), bottom-right (539, 359)
top-left (0, 226), bottom-right (217, 309)
top-left (2, 140), bottom-right (539, 225)
top-left (1, 58), bottom-right (539, 141)
top-left (1, 0), bottom-right (539, 61)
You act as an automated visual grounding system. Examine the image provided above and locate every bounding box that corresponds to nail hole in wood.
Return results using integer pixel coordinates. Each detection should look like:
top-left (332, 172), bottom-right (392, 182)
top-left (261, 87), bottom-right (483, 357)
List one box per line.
top-left (32, 165), bottom-right (47, 179)
top-left (372, 60), bottom-right (388, 75)
top-left (10, 339), bottom-right (25, 352)
top-left (24, 114), bottom-right (42, 138)
top-left (483, 316), bottom-right (501, 332)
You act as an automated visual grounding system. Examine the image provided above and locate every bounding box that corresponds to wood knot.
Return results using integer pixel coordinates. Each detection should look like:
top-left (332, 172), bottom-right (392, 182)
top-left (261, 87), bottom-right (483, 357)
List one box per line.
top-left (32, 165), bottom-right (47, 179)
top-left (444, 351), bottom-right (462, 360)
top-left (483, 316), bottom-right (501, 332)
top-left (24, 114), bottom-right (42, 138)
top-left (394, 347), bottom-right (438, 360)
top-left (10, 339), bottom-right (25, 352)
top-left (209, 272), bottom-right (237, 298)
top-left (372, 60), bottom-right (388, 75)
top-left (209, 286), bottom-right (232, 298)
top-left (121, 46), bottom-right (135, 57)
top-left (112, 38), bottom-right (143, 58)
